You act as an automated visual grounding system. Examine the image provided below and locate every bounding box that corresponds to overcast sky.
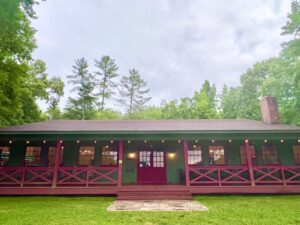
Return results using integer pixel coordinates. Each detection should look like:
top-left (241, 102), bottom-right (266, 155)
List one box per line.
top-left (32, 0), bottom-right (292, 110)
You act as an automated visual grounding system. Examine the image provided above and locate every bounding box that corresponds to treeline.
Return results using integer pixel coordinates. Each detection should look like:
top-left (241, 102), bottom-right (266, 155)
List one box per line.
top-left (0, 0), bottom-right (299, 127)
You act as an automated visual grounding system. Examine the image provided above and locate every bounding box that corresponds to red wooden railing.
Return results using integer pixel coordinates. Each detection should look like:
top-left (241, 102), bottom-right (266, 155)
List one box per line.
top-left (189, 165), bottom-right (300, 186)
top-left (57, 166), bottom-right (118, 186)
top-left (0, 165), bottom-right (299, 187)
top-left (0, 166), bottom-right (118, 187)
top-left (189, 165), bottom-right (251, 186)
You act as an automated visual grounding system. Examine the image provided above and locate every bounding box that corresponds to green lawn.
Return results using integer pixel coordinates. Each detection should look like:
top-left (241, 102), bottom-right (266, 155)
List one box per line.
top-left (0, 195), bottom-right (299, 225)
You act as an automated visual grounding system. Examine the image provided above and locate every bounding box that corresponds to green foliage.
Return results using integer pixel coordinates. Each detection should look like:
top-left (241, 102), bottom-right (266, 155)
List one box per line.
top-left (281, 0), bottom-right (300, 58)
top-left (65, 58), bottom-right (97, 120)
top-left (0, 0), bottom-right (36, 127)
top-left (192, 80), bottom-right (218, 119)
top-left (129, 106), bottom-right (163, 119)
top-left (94, 56), bottom-right (119, 118)
top-left (46, 77), bottom-right (64, 119)
top-left (118, 69), bottom-right (151, 118)
top-left (220, 85), bottom-right (240, 119)
top-left (160, 80), bottom-right (218, 119)
top-left (94, 109), bottom-right (122, 120)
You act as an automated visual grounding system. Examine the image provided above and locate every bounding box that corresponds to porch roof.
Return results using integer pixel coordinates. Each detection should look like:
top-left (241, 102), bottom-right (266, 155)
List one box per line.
top-left (0, 119), bottom-right (299, 133)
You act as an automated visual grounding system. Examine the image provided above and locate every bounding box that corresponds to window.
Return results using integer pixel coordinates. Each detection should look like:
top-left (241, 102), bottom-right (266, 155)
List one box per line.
top-left (153, 151), bottom-right (164, 167)
top-left (188, 145), bottom-right (202, 165)
top-left (0, 147), bottom-right (10, 166)
top-left (101, 146), bottom-right (118, 166)
top-left (293, 145), bottom-right (300, 164)
top-left (139, 151), bottom-right (151, 168)
top-left (79, 146), bottom-right (95, 166)
top-left (240, 145), bottom-right (256, 165)
top-left (25, 147), bottom-right (41, 166)
top-left (48, 147), bottom-right (64, 167)
top-left (262, 144), bottom-right (279, 164)
top-left (209, 146), bottom-right (225, 165)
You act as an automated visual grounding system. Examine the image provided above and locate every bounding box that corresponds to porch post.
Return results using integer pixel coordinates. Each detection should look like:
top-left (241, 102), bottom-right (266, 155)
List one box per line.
top-left (117, 140), bottom-right (124, 187)
top-left (183, 140), bottom-right (190, 187)
top-left (52, 140), bottom-right (62, 188)
top-left (245, 139), bottom-right (255, 187)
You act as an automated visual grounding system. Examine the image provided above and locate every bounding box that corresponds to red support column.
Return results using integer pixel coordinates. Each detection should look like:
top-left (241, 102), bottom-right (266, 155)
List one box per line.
top-left (52, 140), bottom-right (62, 188)
top-left (245, 140), bottom-right (255, 186)
top-left (117, 140), bottom-right (124, 187)
top-left (183, 140), bottom-right (190, 187)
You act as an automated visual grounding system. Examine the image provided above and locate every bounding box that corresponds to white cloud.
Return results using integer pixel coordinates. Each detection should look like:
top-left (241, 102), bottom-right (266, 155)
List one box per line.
top-left (32, 0), bottom-right (292, 110)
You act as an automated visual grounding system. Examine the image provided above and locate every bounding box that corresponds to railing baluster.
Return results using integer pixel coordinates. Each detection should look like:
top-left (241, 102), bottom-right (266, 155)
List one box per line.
top-left (281, 166), bottom-right (286, 186)
top-left (217, 167), bottom-right (221, 186)
top-left (20, 167), bottom-right (25, 187)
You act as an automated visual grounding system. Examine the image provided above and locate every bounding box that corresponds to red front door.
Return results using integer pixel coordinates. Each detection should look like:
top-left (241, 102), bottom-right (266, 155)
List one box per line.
top-left (137, 150), bottom-right (167, 184)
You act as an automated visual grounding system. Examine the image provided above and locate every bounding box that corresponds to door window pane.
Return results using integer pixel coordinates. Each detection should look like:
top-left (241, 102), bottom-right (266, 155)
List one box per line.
top-left (139, 151), bottom-right (151, 167)
top-left (153, 151), bottom-right (164, 167)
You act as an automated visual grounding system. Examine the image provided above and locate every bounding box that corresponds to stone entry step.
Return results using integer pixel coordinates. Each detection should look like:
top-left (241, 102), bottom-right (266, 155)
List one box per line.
top-left (108, 200), bottom-right (208, 211)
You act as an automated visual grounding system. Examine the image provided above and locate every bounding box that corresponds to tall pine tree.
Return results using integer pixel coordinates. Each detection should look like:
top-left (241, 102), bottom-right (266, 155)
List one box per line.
top-left (65, 58), bottom-right (97, 120)
top-left (94, 56), bottom-right (119, 118)
top-left (117, 69), bottom-right (151, 118)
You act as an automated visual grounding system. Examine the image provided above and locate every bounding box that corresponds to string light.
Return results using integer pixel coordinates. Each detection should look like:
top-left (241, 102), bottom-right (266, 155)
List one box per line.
top-left (76, 140), bottom-right (80, 143)
top-left (94, 140), bottom-right (97, 144)
top-left (161, 140), bottom-right (165, 143)
top-left (128, 140), bottom-right (131, 144)
top-left (144, 140), bottom-right (147, 143)
top-left (298, 139), bottom-right (300, 143)
top-left (9, 140), bottom-right (12, 144)
top-left (61, 146), bottom-right (64, 150)
top-left (43, 140), bottom-right (46, 144)
top-left (178, 140), bottom-right (181, 143)
top-left (60, 140), bottom-right (63, 143)
top-left (280, 139), bottom-right (284, 143)
top-left (26, 140), bottom-right (30, 144)
top-left (110, 140), bottom-right (114, 143)
top-left (211, 139), bottom-right (215, 143)
top-left (228, 139), bottom-right (232, 143)
top-left (195, 140), bottom-right (198, 143)
top-left (245, 139), bottom-right (249, 143)
top-left (264, 139), bottom-right (268, 143)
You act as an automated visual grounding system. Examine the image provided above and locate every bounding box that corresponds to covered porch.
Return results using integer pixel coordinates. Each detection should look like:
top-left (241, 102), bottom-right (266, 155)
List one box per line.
top-left (0, 131), bottom-right (300, 195)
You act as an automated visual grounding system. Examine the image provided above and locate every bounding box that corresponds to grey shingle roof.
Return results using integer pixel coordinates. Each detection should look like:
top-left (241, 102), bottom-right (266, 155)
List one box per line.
top-left (0, 119), bottom-right (299, 132)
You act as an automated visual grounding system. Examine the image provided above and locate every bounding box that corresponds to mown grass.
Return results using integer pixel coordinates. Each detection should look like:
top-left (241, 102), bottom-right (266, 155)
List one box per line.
top-left (0, 195), bottom-right (299, 225)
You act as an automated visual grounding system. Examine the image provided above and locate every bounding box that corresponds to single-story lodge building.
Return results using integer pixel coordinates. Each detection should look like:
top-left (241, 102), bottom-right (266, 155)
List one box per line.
top-left (0, 97), bottom-right (299, 199)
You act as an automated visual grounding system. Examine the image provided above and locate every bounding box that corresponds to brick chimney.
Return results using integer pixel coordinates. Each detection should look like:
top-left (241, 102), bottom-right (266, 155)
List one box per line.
top-left (260, 96), bottom-right (280, 124)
